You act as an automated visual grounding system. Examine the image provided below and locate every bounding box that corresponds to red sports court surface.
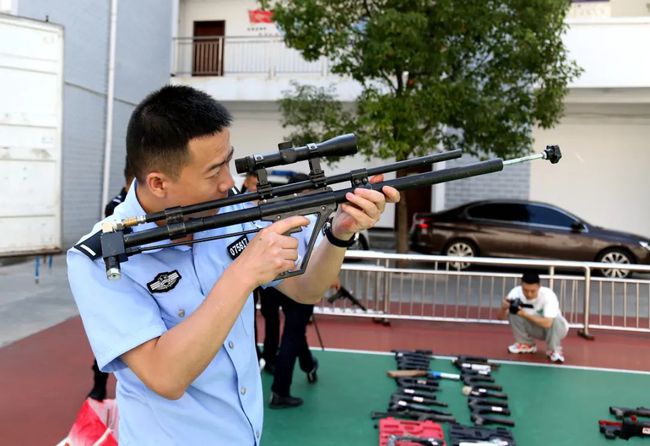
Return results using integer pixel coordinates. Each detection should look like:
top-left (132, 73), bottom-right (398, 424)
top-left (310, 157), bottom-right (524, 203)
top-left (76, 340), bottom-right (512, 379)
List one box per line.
top-left (0, 315), bottom-right (648, 445)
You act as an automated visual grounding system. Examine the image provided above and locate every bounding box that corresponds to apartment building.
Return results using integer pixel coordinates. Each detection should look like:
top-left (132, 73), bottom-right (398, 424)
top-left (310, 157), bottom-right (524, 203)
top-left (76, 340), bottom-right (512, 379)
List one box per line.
top-left (172, 0), bottom-right (650, 237)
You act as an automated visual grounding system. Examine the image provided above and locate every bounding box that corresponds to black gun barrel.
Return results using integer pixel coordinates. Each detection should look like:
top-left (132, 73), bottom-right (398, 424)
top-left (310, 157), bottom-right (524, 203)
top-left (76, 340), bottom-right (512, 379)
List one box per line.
top-left (122, 158), bottom-right (503, 251)
top-left (143, 149), bottom-right (462, 224)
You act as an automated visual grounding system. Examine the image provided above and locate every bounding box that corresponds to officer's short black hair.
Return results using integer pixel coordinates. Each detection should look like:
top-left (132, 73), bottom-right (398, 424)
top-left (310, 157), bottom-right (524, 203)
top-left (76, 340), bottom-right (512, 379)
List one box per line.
top-left (123, 157), bottom-right (135, 184)
top-left (521, 271), bottom-right (540, 285)
top-left (126, 85), bottom-right (232, 182)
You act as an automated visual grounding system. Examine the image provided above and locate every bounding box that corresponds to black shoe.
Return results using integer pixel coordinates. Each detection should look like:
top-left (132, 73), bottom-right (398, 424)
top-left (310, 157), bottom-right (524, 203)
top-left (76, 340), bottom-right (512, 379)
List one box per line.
top-left (269, 392), bottom-right (303, 409)
top-left (306, 358), bottom-right (318, 384)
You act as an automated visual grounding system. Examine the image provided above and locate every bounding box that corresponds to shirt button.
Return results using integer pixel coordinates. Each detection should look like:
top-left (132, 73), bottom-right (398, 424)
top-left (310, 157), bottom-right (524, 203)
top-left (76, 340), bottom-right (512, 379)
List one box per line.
top-left (178, 309), bottom-right (185, 318)
top-left (240, 386), bottom-right (247, 395)
top-left (228, 340), bottom-right (234, 349)
top-left (256, 430), bottom-right (260, 438)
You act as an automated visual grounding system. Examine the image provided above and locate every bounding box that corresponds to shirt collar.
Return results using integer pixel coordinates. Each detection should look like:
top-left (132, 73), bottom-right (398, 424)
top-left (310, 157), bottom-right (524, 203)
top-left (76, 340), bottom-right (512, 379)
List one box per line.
top-left (117, 180), bottom-right (189, 254)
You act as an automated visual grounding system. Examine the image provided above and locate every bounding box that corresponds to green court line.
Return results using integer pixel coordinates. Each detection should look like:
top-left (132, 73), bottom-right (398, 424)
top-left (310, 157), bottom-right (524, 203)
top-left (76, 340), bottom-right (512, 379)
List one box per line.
top-left (260, 349), bottom-right (650, 446)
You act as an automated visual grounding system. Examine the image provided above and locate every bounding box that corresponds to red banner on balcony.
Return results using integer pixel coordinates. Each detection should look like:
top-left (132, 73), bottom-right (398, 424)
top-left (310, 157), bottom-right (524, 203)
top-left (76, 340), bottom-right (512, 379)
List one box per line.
top-left (248, 9), bottom-right (273, 24)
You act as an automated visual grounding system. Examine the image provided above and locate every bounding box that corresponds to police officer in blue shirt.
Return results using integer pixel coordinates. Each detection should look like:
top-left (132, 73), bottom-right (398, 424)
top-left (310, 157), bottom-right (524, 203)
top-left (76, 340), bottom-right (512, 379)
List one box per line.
top-left (67, 85), bottom-right (399, 445)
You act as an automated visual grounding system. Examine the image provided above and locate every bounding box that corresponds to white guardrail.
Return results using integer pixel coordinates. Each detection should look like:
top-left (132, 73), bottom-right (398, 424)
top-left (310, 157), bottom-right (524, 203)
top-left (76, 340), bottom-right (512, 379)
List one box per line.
top-left (317, 251), bottom-right (650, 337)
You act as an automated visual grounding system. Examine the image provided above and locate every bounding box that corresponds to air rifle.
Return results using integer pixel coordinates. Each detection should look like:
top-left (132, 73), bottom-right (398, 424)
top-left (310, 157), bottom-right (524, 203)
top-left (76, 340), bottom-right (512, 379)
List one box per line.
top-left (89, 133), bottom-right (561, 281)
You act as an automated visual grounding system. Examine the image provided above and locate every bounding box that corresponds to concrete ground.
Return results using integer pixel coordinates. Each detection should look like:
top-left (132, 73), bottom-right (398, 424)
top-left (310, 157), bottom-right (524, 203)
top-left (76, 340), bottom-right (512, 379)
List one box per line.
top-left (0, 254), bottom-right (77, 348)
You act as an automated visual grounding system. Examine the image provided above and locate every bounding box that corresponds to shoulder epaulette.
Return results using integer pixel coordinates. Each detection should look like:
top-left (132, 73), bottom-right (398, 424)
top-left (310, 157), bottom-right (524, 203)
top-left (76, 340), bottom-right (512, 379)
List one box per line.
top-left (73, 230), bottom-right (103, 260)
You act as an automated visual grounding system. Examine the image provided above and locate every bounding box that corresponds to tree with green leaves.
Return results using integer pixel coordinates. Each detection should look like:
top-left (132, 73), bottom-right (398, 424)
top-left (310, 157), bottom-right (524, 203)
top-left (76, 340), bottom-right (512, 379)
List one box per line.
top-left (263, 0), bottom-right (581, 252)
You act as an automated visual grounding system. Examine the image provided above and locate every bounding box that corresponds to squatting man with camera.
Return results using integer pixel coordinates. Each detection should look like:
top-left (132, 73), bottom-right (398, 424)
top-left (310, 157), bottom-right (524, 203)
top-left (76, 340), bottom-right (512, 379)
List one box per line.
top-left (498, 272), bottom-right (569, 363)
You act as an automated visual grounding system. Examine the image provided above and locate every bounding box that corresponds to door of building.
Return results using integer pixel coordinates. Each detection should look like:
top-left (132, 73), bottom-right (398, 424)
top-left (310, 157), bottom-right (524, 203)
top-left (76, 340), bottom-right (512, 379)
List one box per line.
top-left (192, 20), bottom-right (225, 76)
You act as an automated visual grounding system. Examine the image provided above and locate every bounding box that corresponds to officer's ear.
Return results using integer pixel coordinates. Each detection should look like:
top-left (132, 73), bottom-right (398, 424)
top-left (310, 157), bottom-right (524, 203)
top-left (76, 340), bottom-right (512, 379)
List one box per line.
top-left (144, 170), bottom-right (171, 199)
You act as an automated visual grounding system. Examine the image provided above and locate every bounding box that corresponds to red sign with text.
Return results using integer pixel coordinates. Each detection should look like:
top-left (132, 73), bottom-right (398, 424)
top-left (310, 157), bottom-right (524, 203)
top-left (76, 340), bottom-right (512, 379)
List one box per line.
top-left (248, 9), bottom-right (273, 24)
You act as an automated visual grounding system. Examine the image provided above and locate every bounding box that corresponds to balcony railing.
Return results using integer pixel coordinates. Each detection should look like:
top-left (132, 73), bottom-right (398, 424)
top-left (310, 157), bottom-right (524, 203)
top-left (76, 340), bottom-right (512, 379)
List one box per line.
top-left (172, 36), bottom-right (330, 77)
top-left (174, 19), bottom-right (650, 88)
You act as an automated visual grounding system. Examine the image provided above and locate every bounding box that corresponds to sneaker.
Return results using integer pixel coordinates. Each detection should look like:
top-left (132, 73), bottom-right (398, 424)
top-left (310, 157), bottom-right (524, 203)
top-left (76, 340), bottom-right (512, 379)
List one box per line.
top-left (269, 392), bottom-right (303, 409)
top-left (507, 342), bottom-right (537, 354)
top-left (548, 350), bottom-right (565, 363)
top-left (306, 358), bottom-right (318, 384)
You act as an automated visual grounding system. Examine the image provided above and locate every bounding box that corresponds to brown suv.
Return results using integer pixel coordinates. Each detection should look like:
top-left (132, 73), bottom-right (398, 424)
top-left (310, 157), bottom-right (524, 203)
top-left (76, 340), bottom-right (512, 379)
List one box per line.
top-left (409, 200), bottom-right (650, 278)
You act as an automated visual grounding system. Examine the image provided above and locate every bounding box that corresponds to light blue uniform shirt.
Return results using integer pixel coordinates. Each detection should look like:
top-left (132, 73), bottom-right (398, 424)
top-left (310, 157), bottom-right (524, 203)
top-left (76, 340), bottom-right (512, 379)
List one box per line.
top-left (67, 183), bottom-right (312, 445)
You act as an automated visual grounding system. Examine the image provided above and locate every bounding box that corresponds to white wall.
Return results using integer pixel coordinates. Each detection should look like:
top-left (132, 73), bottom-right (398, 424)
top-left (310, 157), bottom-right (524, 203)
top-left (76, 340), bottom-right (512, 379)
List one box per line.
top-left (530, 102), bottom-right (650, 238)
top-left (569, 0), bottom-right (650, 18)
top-left (179, 0), bottom-right (279, 37)
top-left (565, 18), bottom-right (650, 89)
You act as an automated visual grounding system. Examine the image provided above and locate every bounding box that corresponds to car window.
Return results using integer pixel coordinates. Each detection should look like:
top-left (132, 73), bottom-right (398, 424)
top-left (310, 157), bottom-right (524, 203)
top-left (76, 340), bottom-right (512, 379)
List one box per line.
top-left (467, 203), bottom-right (529, 223)
top-left (526, 205), bottom-right (576, 228)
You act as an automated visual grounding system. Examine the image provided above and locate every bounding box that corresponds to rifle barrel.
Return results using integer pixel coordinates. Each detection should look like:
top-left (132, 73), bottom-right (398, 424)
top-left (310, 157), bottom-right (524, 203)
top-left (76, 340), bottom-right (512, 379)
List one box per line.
top-left (139, 150), bottom-right (462, 224)
top-left (122, 158), bottom-right (503, 251)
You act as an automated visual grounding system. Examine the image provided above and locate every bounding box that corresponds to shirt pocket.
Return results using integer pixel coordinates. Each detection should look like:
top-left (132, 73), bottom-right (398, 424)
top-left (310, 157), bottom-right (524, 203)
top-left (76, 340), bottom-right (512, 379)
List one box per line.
top-left (124, 256), bottom-right (203, 328)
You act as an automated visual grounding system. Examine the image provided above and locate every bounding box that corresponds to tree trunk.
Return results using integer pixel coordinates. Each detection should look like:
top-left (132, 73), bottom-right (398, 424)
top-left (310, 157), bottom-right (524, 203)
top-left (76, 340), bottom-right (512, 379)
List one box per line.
top-left (395, 168), bottom-right (409, 254)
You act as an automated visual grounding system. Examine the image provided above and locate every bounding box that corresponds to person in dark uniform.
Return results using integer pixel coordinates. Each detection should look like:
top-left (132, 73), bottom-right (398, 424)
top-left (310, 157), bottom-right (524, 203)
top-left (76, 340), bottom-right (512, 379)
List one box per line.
top-left (88, 160), bottom-right (135, 401)
top-left (264, 174), bottom-right (319, 409)
top-left (103, 161), bottom-right (135, 217)
top-left (239, 172), bottom-right (267, 365)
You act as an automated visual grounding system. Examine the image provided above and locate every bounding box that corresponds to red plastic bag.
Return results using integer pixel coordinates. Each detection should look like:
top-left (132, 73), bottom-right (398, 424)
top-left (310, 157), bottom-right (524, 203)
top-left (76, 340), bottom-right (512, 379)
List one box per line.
top-left (63, 398), bottom-right (119, 446)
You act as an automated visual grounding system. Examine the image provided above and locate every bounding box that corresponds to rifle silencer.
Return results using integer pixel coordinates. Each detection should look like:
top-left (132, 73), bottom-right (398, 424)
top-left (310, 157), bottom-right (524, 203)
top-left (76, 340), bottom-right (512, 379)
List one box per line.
top-left (235, 133), bottom-right (358, 173)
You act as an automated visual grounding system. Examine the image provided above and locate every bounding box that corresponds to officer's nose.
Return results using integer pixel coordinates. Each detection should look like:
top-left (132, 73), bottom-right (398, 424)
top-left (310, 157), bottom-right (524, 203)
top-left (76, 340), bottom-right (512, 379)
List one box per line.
top-left (219, 174), bottom-right (235, 194)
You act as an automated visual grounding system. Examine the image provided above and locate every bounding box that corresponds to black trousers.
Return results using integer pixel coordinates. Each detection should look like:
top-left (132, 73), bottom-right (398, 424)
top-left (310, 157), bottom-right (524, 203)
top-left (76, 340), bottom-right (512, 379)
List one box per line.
top-left (260, 287), bottom-right (315, 396)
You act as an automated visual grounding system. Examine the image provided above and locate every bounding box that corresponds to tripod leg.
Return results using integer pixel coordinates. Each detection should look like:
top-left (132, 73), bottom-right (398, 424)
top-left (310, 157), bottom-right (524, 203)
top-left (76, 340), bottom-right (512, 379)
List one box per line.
top-left (311, 313), bottom-right (325, 351)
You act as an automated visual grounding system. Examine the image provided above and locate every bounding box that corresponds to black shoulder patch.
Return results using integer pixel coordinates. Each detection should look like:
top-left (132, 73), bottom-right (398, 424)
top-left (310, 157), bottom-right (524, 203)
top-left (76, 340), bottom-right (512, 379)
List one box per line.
top-left (73, 231), bottom-right (103, 260)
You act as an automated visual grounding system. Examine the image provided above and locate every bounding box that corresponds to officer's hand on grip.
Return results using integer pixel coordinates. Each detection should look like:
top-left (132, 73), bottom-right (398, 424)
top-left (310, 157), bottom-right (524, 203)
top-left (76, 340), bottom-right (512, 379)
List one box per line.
top-left (331, 174), bottom-right (400, 240)
top-left (232, 215), bottom-right (309, 289)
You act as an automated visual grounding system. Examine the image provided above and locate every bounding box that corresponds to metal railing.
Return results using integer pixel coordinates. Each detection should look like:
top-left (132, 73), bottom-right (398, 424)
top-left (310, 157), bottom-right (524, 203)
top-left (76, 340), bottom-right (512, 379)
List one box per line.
top-left (316, 251), bottom-right (650, 337)
top-left (172, 36), bottom-right (330, 77)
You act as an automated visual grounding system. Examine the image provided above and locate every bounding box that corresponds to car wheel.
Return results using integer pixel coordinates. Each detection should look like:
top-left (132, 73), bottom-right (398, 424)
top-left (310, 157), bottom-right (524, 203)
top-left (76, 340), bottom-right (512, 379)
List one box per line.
top-left (596, 249), bottom-right (634, 279)
top-left (444, 240), bottom-right (477, 270)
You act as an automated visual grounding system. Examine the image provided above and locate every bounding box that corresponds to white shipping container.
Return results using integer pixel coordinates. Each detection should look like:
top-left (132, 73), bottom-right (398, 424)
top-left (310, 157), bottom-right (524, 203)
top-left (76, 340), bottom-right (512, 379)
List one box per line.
top-left (0, 14), bottom-right (63, 256)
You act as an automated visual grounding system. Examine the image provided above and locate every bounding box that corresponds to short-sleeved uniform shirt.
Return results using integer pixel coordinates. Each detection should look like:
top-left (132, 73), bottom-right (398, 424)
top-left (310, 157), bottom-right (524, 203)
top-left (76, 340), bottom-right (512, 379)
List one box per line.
top-left (67, 183), bottom-right (313, 446)
top-left (506, 286), bottom-right (561, 318)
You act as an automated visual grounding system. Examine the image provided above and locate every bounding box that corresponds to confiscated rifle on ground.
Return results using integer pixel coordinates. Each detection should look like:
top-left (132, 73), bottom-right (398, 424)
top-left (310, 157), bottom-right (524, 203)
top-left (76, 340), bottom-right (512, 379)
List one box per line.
top-left (599, 406), bottom-right (650, 440)
top-left (83, 133), bottom-right (561, 280)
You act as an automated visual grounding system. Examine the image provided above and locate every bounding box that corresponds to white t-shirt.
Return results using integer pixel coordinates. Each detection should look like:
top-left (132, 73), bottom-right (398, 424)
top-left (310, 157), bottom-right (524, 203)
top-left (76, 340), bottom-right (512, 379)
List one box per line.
top-left (507, 286), bottom-right (561, 318)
